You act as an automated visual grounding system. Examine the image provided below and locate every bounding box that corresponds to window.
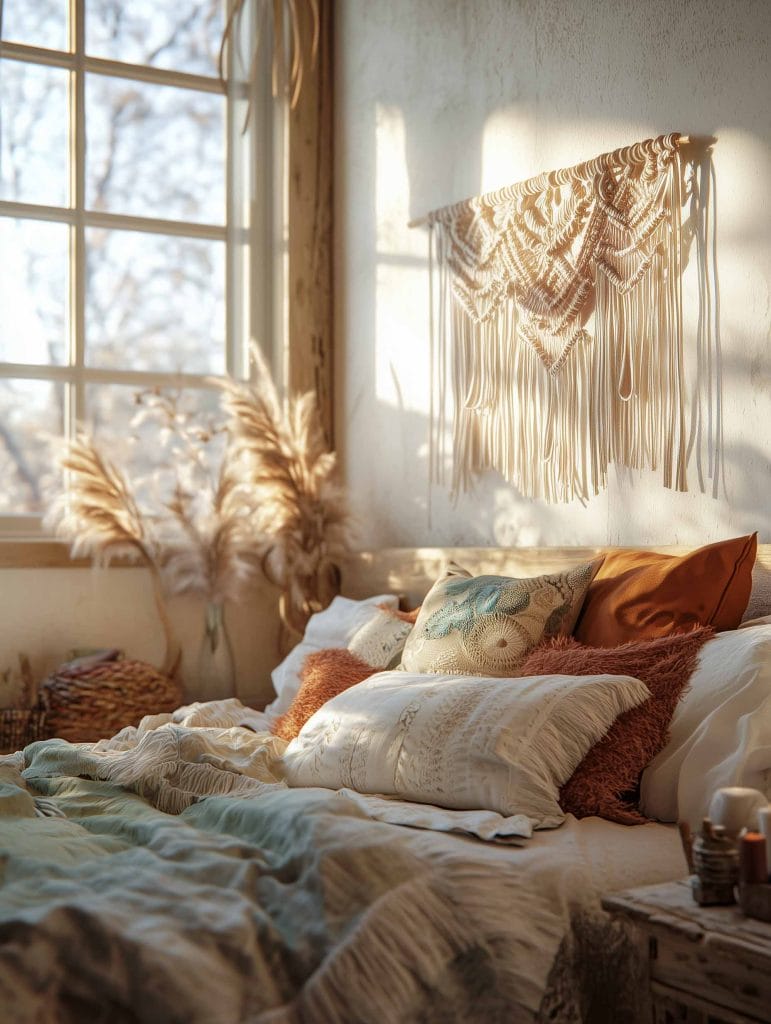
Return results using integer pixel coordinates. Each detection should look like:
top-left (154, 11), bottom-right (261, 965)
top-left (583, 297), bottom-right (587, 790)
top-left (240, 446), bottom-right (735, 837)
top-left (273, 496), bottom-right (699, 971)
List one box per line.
top-left (0, 0), bottom-right (278, 532)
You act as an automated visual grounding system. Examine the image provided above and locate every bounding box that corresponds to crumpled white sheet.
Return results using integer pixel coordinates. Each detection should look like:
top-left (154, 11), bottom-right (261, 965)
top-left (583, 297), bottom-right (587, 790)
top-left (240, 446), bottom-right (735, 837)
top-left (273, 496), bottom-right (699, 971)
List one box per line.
top-left (15, 699), bottom-right (535, 840)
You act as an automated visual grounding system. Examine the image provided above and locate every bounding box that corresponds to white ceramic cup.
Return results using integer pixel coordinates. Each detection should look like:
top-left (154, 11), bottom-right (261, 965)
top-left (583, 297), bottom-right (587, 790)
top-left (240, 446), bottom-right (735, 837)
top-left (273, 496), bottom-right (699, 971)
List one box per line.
top-left (708, 787), bottom-right (768, 839)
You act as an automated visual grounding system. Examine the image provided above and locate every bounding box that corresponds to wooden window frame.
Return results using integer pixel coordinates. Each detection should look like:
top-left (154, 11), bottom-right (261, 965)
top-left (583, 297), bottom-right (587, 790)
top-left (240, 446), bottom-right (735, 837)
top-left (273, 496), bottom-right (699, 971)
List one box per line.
top-left (0, 0), bottom-right (334, 560)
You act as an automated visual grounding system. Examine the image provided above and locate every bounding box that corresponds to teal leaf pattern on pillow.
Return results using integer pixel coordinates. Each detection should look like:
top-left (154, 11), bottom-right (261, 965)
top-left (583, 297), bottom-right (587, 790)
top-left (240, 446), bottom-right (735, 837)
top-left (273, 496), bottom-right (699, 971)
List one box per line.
top-left (424, 576), bottom-right (532, 639)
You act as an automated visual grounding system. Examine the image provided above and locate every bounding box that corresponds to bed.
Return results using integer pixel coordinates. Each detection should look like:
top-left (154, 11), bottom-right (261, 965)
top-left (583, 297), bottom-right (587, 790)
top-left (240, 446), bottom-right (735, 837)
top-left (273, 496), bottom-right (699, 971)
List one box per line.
top-left (1, 541), bottom-right (769, 1023)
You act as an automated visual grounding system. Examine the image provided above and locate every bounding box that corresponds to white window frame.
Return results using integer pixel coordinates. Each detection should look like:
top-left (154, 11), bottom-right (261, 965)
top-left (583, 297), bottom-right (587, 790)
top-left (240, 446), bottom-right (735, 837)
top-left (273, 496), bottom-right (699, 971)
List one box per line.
top-left (0, 0), bottom-right (280, 538)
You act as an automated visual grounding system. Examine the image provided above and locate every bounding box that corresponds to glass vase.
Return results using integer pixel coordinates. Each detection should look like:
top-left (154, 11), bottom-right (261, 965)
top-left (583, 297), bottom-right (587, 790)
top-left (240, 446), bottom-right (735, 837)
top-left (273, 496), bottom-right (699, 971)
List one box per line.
top-left (194, 601), bottom-right (236, 702)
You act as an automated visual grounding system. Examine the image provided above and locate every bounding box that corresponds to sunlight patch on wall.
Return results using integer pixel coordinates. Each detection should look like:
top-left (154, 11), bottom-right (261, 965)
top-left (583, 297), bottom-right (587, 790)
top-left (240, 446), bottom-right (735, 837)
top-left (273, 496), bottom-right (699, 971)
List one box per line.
top-left (374, 102), bottom-right (430, 412)
top-left (707, 129), bottom-right (771, 338)
top-left (375, 103), bottom-right (424, 259)
top-left (481, 110), bottom-right (665, 197)
top-left (480, 106), bottom-right (534, 194)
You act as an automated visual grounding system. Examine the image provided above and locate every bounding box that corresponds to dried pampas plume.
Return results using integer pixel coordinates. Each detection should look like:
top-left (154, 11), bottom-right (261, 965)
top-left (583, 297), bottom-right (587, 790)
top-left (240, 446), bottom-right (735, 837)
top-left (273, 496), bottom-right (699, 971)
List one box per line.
top-left (132, 388), bottom-right (258, 606)
top-left (161, 461), bottom-right (257, 606)
top-left (219, 345), bottom-right (351, 643)
top-left (45, 435), bottom-right (181, 677)
top-left (47, 435), bottom-right (152, 566)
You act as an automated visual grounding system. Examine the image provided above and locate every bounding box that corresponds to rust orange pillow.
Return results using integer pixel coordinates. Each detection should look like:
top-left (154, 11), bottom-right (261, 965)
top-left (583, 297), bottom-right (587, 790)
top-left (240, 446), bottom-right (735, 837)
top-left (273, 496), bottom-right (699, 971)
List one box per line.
top-left (518, 627), bottom-right (714, 824)
top-left (271, 648), bottom-right (378, 742)
top-left (574, 534), bottom-right (757, 647)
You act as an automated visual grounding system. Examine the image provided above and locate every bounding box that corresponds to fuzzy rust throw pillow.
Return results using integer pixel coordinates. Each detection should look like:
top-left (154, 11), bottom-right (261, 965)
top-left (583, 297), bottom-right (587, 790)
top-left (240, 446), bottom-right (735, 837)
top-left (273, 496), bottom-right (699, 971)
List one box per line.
top-left (517, 626), bottom-right (714, 824)
top-left (271, 648), bottom-right (378, 742)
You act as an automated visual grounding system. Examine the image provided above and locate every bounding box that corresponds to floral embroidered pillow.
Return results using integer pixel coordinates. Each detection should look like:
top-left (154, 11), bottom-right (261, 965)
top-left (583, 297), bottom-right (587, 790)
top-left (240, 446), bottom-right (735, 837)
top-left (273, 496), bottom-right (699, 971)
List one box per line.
top-left (400, 559), bottom-right (602, 677)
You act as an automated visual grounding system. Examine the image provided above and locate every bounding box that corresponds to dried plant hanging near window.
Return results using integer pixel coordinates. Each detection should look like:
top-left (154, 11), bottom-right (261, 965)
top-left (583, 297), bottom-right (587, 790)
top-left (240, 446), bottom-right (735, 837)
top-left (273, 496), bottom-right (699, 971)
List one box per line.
top-left (219, 0), bottom-right (319, 125)
top-left (419, 133), bottom-right (720, 503)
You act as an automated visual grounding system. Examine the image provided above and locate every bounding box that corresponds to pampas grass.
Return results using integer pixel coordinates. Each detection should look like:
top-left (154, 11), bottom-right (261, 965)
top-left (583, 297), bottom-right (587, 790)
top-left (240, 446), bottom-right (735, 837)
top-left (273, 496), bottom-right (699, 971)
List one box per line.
top-left (218, 345), bottom-right (351, 641)
top-left (131, 388), bottom-right (258, 605)
top-left (48, 354), bottom-right (351, 665)
top-left (46, 434), bottom-right (181, 677)
top-left (48, 435), bottom-right (155, 567)
top-left (47, 393), bottom-right (258, 678)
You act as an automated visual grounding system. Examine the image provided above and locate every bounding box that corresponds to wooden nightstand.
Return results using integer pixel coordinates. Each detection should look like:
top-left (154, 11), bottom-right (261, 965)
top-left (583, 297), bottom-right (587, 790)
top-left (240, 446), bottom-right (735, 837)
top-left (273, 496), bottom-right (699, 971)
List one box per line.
top-left (603, 880), bottom-right (771, 1023)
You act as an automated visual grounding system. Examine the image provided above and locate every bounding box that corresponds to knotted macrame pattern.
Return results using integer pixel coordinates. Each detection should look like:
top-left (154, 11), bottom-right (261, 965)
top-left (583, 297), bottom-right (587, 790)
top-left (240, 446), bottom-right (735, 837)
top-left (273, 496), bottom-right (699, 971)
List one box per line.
top-left (428, 133), bottom-right (718, 503)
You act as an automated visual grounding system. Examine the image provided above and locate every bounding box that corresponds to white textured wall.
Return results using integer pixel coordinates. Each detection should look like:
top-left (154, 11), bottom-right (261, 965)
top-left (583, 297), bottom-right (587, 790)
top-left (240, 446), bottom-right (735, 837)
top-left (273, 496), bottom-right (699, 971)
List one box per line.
top-left (0, 567), bottom-right (279, 708)
top-left (335, 0), bottom-right (771, 548)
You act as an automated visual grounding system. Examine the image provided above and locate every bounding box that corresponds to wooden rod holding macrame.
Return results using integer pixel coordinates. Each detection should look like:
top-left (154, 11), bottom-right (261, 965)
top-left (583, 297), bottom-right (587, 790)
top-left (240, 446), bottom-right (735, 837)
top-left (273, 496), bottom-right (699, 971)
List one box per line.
top-left (408, 133), bottom-right (691, 229)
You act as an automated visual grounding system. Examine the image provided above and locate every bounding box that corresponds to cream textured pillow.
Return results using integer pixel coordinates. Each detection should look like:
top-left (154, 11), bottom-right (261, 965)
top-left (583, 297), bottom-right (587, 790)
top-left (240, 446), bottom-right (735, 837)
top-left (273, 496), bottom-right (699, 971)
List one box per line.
top-left (282, 669), bottom-right (650, 828)
top-left (399, 559), bottom-right (602, 676)
top-left (347, 608), bottom-right (415, 669)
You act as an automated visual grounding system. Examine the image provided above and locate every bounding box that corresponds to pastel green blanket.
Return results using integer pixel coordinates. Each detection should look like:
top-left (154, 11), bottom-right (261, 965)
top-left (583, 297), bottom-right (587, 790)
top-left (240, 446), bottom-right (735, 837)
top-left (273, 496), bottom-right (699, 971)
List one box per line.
top-left (0, 702), bottom-right (683, 1023)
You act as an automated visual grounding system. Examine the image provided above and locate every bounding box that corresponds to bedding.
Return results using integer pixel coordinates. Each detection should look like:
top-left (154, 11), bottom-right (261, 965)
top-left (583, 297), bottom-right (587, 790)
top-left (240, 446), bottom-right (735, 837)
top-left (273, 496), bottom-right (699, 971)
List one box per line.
top-left (640, 623), bottom-right (771, 825)
top-left (574, 533), bottom-right (757, 646)
top-left (400, 558), bottom-right (601, 676)
top-left (266, 593), bottom-right (399, 718)
top-left (271, 647), bottom-right (378, 741)
top-left (518, 627), bottom-right (713, 824)
top-left (282, 670), bottom-right (649, 826)
top-left (272, 606), bottom-right (416, 741)
top-left (11, 538), bottom-right (765, 1023)
top-left (0, 700), bottom-right (686, 1024)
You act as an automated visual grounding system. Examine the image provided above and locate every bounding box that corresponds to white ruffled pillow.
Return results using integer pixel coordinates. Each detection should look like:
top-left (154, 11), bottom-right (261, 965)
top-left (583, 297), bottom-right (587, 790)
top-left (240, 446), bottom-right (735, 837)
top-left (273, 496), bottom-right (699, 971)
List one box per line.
top-left (265, 595), bottom-right (398, 718)
top-left (640, 625), bottom-right (771, 826)
top-left (282, 670), bottom-right (650, 828)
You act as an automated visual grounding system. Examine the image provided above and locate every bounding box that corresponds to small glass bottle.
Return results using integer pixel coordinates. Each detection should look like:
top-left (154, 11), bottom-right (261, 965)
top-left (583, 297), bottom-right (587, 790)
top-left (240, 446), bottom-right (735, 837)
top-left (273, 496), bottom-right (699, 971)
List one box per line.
top-left (691, 818), bottom-right (739, 906)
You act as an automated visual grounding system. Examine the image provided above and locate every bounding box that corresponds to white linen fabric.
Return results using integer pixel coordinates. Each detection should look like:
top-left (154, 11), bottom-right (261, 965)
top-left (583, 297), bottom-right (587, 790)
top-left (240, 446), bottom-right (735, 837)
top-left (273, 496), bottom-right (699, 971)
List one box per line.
top-left (265, 594), bottom-right (398, 718)
top-left (283, 670), bottom-right (650, 828)
top-left (640, 625), bottom-right (771, 826)
top-left (5, 698), bottom-right (532, 841)
top-left (347, 608), bottom-right (414, 668)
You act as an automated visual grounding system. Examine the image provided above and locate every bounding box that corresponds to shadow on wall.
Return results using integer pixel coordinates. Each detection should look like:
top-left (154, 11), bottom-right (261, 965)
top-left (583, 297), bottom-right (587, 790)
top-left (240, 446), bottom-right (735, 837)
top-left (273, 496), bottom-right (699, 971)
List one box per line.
top-left (336, 0), bottom-right (771, 549)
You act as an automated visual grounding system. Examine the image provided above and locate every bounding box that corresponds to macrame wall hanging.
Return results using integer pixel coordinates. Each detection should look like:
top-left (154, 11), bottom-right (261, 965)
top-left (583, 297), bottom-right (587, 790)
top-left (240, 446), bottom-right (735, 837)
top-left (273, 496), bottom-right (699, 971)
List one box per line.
top-left (414, 132), bottom-right (719, 503)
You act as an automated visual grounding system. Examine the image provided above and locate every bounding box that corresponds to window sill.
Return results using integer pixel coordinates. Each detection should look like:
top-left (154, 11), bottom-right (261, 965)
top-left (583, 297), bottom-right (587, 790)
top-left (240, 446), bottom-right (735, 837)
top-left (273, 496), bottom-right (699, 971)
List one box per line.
top-left (0, 540), bottom-right (141, 569)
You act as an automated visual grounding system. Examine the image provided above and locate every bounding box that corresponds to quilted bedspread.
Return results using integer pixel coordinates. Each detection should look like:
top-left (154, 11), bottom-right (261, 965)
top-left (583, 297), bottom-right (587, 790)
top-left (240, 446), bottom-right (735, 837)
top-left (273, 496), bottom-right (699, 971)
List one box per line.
top-left (0, 701), bottom-right (685, 1024)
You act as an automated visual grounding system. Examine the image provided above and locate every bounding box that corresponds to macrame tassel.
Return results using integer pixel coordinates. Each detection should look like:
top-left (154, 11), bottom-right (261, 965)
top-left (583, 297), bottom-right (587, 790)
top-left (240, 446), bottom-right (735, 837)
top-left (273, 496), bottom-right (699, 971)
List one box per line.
top-left (428, 135), bottom-right (718, 504)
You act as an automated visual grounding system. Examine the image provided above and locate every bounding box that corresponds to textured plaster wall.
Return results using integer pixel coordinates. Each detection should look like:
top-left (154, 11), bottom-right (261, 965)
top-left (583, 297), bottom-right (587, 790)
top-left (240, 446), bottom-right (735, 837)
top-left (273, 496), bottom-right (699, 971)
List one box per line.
top-left (0, 569), bottom-right (279, 708)
top-left (335, 0), bottom-right (771, 548)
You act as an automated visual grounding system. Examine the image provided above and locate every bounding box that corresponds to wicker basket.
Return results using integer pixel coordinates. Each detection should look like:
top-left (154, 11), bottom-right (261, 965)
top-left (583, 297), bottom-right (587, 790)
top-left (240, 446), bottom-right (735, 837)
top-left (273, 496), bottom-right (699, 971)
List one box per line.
top-left (0, 708), bottom-right (47, 754)
top-left (40, 655), bottom-right (183, 743)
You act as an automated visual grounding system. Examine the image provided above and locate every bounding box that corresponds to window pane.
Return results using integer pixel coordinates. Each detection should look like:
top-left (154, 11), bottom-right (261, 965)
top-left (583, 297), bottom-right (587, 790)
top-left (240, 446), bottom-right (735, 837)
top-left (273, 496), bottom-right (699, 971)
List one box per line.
top-left (86, 74), bottom-right (225, 224)
top-left (0, 219), bottom-right (68, 365)
top-left (86, 0), bottom-right (224, 77)
top-left (85, 228), bottom-right (225, 374)
top-left (0, 379), bottom-right (64, 515)
top-left (86, 383), bottom-right (226, 509)
top-left (0, 60), bottom-right (69, 207)
top-left (1, 0), bottom-right (68, 51)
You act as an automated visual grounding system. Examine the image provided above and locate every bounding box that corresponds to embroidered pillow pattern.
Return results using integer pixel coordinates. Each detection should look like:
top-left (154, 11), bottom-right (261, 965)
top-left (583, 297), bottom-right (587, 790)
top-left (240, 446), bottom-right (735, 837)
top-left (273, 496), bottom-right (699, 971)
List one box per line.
top-left (400, 559), bottom-right (602, 677)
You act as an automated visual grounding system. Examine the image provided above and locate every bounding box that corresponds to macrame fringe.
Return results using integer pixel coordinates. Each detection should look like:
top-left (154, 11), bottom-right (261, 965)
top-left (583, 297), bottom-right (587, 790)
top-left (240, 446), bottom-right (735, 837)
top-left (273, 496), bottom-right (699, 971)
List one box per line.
top-left (429, 135), bottom-right (720, 504)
